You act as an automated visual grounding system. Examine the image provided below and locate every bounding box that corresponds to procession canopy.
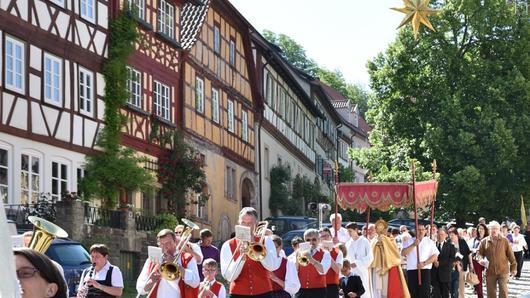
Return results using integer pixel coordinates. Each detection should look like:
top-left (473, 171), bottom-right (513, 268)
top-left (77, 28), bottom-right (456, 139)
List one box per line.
top-left (336, 180), bottom-right (438, 213)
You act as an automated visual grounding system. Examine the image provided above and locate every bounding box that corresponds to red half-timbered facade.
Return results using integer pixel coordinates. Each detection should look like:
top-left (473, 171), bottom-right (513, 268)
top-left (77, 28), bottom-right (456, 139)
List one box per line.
top-left (0, 0), bottom-right (109, 204)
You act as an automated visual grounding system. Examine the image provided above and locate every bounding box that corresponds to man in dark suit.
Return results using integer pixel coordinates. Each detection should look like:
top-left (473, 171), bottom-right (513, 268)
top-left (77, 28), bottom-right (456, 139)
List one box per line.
top-left (431, 227), bottom-right (456, 298)
top-left (339, 259), bottom-right (365, 298)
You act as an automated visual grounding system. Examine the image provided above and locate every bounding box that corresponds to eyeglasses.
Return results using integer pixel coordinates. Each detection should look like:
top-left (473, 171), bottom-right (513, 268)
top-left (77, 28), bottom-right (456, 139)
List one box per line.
top-left (203, 268), bottom-right (216, 273)
top-left (17, 267), bottom-right (39, 279)
top-left (305, 238), bottom-right (318, 242)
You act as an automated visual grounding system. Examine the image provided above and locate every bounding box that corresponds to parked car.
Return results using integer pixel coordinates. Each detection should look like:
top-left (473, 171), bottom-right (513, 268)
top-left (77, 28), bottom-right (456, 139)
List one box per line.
top-left (265, 216), bottom-right (316, 236)
top-left (45, 238), bottom-right (91, 297)
top-left (281, 229), bottom-right (305, 256)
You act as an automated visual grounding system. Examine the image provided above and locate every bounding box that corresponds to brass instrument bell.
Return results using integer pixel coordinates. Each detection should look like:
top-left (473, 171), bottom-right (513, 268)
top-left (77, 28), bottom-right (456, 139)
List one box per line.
top-left (27, 216), bottom-right (68, 253)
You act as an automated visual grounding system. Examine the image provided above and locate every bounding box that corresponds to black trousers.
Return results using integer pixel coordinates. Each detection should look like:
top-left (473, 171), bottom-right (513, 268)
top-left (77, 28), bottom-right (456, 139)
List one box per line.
top-left (407, 269), bottom-right (431, 298)
top-left (515, 251), bottom-right (524, 278)
top-left (431, 278), bottom-right (450, 298)
top-left (326, 284), bottom-right (339, 298)
top-left (295, 287), bottom-right (327, 298)
top-left (230, 293), bottom-right (273, 298)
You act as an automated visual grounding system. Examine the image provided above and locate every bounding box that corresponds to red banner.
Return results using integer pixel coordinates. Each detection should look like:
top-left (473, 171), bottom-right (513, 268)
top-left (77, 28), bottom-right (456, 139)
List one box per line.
top-left (336, 180), bottom-right (438, 212)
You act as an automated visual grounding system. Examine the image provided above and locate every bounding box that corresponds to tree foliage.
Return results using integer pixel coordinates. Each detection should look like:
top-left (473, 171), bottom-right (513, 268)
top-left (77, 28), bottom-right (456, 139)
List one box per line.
top-left (262, 30), bottom-right (370, 115)
top-left (269, 164), bottom-right (292, 216)
top-left (81, 11), bottom-right (154, 207)
top-left (354, 0), bottom-right (530, 225)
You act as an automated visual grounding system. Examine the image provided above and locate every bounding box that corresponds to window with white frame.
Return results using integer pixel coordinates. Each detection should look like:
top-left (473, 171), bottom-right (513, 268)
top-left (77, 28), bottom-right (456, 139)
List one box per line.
top-left (227, 100), bottom-right (234, 132)
top-left (76, 168), bottom-right (84, 197)
top-left (195, 77), bottom-right (204, 113)
top-left (195, 194), bottom-right (207, 219)
top-left (44, 53), bottom-right (62, 106)
top-left (154, 81), bottom-right (170, 120)
top-left (126, 67), bottom-right (142, 108)
top-left (225, 166), bottom-right (236, 199)
top-left (279, 89), bottom-right (286, 117)
top-left (5, 36), bottom-right (25, 93)
top-left (241, 110), bottom-right (248, 142)
top-left (80, 0), bottom-right (96, 22)
top-left (265, 73), bottom-right (273, 106)
top-left (79, 67), bottom-right (93, 116)
top-left (51, 162), bottom-right (68, 201)
top-left (21, 154), bottom-right (40, 204)
top-left (128, 0), bottom-right (145, 20)
top-left (214, 25), bottom-right (220, 54)
top-left (158, 0), bottom-right (174, 38)
top-left (211, 88), bottom-right (220, 123)
top-left (0, 149), bottom-right (8, 204)
top-left (229, 39), bottom-right (235, 65)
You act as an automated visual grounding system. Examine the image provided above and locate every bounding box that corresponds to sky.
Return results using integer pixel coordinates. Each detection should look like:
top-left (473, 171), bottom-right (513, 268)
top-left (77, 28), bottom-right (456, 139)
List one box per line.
top-left (228, 0), bottom-right (405, 88)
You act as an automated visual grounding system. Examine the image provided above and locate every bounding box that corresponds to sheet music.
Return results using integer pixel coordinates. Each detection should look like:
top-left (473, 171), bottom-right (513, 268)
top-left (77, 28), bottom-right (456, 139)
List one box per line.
top-left (235, 225), bottom-right (251, 242)
top-left (147, 246), bottom-right (162, 263)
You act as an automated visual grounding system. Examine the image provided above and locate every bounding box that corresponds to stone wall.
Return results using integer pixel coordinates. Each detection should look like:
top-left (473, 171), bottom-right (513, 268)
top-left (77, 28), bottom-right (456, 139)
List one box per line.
top-left (55, 201), bottom-right (157, 281)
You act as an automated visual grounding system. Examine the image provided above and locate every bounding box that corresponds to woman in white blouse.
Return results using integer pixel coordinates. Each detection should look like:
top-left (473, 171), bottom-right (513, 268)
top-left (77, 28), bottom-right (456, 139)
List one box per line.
top-left (511, 225), bottom-right (528, 279)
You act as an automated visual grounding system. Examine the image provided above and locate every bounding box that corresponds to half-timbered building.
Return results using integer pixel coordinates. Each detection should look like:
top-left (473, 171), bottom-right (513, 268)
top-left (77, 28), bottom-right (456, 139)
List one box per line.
top-left (181, 0), bottom-right (259, 240)
top-left (251, 33), bottom-right (320, 218)
top-left (0, 0), bottom-right (109, 204)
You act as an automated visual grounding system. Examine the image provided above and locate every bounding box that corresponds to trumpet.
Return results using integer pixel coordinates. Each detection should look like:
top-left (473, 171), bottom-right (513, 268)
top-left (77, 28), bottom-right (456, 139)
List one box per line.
top-left (159, 218), bottom-right (199, 281)
top-left (296, 250), bottom-right (310, 267)
top-left (198, 280), bottom-right (212, 298)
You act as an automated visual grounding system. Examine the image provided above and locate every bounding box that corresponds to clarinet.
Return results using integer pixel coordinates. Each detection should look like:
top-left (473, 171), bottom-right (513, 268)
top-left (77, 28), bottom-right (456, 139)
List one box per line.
top-left (80, 263), bottom-right (96, 298)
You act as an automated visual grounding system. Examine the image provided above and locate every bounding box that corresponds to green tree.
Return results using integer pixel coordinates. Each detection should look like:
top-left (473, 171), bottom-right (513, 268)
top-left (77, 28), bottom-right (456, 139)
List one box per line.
top-left (316, 68), bottom-right (370, 115)
top-left (269, 165), bottom-right (292, 216)
top-left (357, 0), bottom-right (530, 225)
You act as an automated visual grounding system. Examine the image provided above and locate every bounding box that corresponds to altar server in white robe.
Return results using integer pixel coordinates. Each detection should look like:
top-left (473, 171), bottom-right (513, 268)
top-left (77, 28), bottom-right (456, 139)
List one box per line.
top-left (345, 222), bottom-right (373, 298)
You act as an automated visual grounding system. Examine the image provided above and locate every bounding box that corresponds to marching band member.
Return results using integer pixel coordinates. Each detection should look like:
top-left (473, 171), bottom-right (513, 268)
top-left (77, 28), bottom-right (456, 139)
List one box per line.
top-left (136, 229), bottom-right (200, 298)
top-left (319, 228), bottom-right (343, 298)
top-left (220, 207), bottom-right (279, 298)
top-left (198, 258), bottom-right (225, 298)
top-left (270, 235), bottom-right (301, 297)
top-left (296, 229), bottom-right (331, 298)
top-left (175, 225), bottom-right (204, 264)
top-left (77, 244), bottom-right (124, 298)
top-left (345, 223), bottom-right (373, 298)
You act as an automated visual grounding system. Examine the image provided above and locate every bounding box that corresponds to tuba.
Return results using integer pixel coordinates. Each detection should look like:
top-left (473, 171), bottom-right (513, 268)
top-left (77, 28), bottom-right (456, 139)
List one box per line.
top-left (27, 216), bottom-right (68, 253)
top-left (159, 218), bottom-right (199, 281)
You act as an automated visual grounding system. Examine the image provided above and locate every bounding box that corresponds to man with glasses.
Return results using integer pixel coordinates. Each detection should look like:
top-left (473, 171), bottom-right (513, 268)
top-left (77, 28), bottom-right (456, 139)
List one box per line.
top-left (401, 224), bottom-right (439, 298)
top-left (220, 207), bottom-right (279, 298)
top-left (320, 227), bottom-right (343, 298)
top-left (296, 228), bottom-right (331, 297)
top-left (345, 222), bottom-right (372, 298)
top-left (136, 229), bottom-right (200, 298)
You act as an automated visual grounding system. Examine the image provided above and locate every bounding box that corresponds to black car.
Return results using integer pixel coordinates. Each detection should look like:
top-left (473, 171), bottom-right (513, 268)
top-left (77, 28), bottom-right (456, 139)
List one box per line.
top-left (265, 216), bottom-right (316, 237)
top-left (281, 229), bottom-right (305, 256)
top-left (45, 238), bottom-right (91, 297)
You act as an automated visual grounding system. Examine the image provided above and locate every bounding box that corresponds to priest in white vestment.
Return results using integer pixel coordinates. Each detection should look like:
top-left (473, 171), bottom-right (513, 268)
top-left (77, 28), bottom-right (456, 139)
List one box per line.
top-left (345, 222), bottom-right (373, 298)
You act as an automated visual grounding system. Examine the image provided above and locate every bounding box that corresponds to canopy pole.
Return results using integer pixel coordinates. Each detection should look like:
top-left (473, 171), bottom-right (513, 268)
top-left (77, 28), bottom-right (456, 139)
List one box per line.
top-left (334, 161), bottom-right (339, 239)
top-left (411, 160), bottom-right (421, 285)
top-left (429, 160), bottom-right (437, 235)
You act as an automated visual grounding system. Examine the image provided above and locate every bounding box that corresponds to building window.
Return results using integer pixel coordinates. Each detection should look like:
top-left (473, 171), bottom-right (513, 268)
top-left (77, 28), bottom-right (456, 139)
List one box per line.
top-left (195, 194), bottom-right (206, 219)
top-left (44, 53), bottom-right (62, 106)
top-left (80, 0), bottom-right (96, 22)
top-left (21, 154), bottom-right (40, 204)
top-left (213, 25), bottom-right (220, 54)
top-left (128, 0), bottom-right (145, 20)
top-left (225, 166), bottom-right (236, 199)
top-left (51, 162), bottom-right (68, 201)
top-left (264, 147), bottom-right (269, 179)
top-left (195, 77), bottom-right (204, 113)
top-left (279, 89), bottom-right (286, 117)
top-left (50, 0), bottom-right (65, 7)
top-left (126, 67), bottom-right (142, 109)
top-left (227, 99), bottom-right (234, 133)
top-left (211, 88), bottom-right (220, 123)
top-left (158, 0), bottom-right (174, 38)
top-left (76, 168), bottom-right (84, 197)
top-left (241, 110), bottom-right (248, 142)
top-left (265, 73), bottom-right (273, 106)
top-left (79, 67), bottom-right (94, 116)
top-left (229, 39), bottom-right (235, 65)
top-left (154, 81), bottom-right (170, 120)
top-left (0, 149), bottom-right (8, 204)
top-left (5, 36), bottom-right (25, 93)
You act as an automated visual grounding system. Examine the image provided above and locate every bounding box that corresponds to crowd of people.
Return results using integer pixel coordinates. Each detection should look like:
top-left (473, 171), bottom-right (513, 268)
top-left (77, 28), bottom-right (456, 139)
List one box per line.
top-left (11, 207), bottom-right (530, 298)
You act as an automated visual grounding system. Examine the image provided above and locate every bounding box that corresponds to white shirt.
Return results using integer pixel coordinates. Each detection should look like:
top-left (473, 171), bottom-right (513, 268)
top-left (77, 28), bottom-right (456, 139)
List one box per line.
top-left (328, 249), bottom-right (344, 276)
top-left (283, 257), bottom-right (301, 295)
top-left (511, 234), bottom-right (528, 252)
top-left (81, 261), bottom-right (124, 288)
top-left (189, 242), bottom-right (204, 263)
top-left (312, 247), bottom-right (331, 275)
top-left (136, 255), bottom-right (200, 298)
top-left (330, 227), bottom-right (351, 243)
top-left (220, 236), bottom-right (280, 282)
top-left (345, 236), bottom-right (373, 269)
top-left (403, 237), bottom-right (439, 270)
top-left (200, 279), bottom-right (226, 298)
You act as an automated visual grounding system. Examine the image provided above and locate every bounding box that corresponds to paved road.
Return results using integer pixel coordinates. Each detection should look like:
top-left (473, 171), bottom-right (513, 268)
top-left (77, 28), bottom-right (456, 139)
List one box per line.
top-left (465, 260), bottom-right (530, 298)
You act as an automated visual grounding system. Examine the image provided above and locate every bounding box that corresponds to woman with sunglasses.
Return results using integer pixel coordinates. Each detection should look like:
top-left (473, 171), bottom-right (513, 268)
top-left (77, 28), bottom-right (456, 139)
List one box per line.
top-left (14, 248), bottom-right (67, 298)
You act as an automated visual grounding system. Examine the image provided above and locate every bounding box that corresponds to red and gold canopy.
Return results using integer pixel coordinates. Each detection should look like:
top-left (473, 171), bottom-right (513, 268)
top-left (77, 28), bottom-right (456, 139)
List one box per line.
top-left (336, 180), bottom-right (438, 213)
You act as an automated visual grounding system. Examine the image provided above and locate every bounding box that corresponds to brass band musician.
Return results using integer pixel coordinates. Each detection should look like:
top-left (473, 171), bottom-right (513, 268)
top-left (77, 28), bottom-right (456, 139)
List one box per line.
top-left (295, 228), bottom-right (331, 298)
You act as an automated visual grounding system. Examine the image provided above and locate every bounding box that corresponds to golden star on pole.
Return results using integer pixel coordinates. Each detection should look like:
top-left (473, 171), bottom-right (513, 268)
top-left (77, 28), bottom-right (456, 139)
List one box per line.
top-left (392, 0), bottom-right (439, 39)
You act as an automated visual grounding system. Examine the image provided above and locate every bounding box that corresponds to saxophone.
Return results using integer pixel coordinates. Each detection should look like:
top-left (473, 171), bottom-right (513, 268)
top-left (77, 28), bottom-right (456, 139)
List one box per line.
top-left (78, 263), bottom-right (96, 298)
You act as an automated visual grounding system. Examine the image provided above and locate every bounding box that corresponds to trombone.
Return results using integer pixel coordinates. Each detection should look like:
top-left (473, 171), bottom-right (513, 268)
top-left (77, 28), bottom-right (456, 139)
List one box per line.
top-left (159, 218), bottom-right (199, 281)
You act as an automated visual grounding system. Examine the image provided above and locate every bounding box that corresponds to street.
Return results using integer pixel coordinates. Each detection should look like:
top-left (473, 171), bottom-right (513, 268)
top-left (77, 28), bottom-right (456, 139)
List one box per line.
top-left (465, 260), bottom-right (530, 298)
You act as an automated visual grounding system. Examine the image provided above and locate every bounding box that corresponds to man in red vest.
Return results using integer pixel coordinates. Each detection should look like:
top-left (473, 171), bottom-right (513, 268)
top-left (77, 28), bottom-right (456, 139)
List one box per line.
top-left (319, 227), bottom-right (343, 298)
top-left (296, 228), bottom-right (331, 297)
top-left (136, 229), bottom-right (200, 298)
top-left (220, 207), bottom-right (279, 298)
top-left (198, 258), bottom-right (226, 298)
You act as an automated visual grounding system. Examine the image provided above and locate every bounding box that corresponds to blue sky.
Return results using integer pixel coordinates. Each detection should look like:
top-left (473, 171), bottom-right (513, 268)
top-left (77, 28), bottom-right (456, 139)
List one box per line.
top-left (228, 0), bottom-right (405, 88)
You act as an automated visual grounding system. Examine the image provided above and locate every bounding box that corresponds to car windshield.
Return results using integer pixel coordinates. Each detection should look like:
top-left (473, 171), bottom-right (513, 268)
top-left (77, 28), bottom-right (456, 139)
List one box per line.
top-left (46, 244), bottom-right (90, 266)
